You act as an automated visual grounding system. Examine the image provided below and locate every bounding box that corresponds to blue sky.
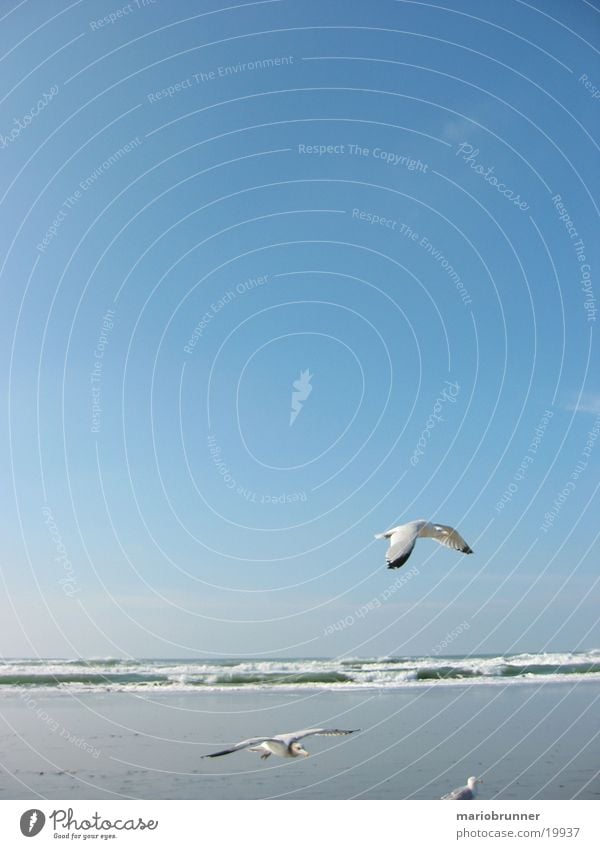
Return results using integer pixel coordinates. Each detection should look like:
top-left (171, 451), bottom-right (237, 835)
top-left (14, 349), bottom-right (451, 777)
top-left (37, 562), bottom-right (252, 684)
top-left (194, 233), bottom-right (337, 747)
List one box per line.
top-left (1, 0), bottom-right (598, 658)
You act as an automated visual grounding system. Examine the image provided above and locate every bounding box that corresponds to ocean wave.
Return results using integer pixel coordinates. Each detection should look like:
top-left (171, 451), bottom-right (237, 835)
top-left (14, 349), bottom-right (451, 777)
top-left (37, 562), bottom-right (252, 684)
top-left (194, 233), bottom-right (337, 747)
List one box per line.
top-left (1, 652), bottom-right (599, 694)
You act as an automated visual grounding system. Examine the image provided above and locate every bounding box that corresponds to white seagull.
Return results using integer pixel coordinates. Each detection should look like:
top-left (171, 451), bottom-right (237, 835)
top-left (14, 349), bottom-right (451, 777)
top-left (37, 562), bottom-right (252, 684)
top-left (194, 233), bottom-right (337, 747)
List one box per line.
top-left (202, 728), bottom-right (359, 760)
top-left (375, 519), bottom-right (473, 570)
top-left (441, 776), bottom-right (482, 799)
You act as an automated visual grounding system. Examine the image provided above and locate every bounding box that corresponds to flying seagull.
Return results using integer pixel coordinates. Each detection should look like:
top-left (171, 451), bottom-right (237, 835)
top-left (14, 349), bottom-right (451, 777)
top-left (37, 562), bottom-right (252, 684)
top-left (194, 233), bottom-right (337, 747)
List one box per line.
top-left (375, 519), bottom-right (473, 570)
top-left (202, 728), bottom-right (359, 760)
top-left (441, 776), bottom-right (482, 799)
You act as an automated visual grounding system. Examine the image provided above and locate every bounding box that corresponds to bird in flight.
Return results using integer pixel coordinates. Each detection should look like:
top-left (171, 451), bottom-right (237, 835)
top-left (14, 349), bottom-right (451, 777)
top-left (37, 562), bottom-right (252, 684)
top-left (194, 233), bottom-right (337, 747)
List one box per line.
top-left (202, 727), bottom-right (359, 760)
top-left (375, 519), bottom-right (473, 570)
top-left (441, 776), bottom-right (482, 799)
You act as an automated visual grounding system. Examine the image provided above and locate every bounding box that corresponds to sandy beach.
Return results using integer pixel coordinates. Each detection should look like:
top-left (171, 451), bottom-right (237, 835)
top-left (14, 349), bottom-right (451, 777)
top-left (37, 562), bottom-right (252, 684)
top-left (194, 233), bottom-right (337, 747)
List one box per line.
top-left (1, 680), bottom-right (598, 800)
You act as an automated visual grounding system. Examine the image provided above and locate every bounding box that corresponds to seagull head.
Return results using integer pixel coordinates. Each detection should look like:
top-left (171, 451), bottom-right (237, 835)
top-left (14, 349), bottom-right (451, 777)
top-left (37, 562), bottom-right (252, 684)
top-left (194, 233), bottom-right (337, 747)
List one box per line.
top-left (290, 742), bottom-right (309, 757)
top-left (467, 776), bottom-right (481, 790)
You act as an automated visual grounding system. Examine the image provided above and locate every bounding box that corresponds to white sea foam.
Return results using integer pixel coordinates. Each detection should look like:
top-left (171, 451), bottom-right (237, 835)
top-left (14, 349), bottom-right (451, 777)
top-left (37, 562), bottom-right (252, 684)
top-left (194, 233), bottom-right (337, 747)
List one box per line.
top-left (1, 652), bottom-right (598, 695)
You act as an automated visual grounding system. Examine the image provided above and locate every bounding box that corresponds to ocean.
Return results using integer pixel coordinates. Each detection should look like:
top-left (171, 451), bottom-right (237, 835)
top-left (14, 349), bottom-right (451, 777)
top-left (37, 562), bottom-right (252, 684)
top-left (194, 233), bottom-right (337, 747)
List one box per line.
top-left (0, 653), bottom-right (598, 799)
top-left (1, 651), bottom-right (599, 693)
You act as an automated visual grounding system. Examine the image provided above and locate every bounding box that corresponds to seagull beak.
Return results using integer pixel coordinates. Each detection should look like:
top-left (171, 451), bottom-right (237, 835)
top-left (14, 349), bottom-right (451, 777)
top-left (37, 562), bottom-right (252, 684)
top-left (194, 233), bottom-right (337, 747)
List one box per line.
top-left (303, 750), bottom-right (310, 757)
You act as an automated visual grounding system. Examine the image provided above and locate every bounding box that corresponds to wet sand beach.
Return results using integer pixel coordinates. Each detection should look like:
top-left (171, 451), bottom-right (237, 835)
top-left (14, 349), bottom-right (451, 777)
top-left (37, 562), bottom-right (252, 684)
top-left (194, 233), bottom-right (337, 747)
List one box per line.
top-left (1, 680), bottom-right (598, 800)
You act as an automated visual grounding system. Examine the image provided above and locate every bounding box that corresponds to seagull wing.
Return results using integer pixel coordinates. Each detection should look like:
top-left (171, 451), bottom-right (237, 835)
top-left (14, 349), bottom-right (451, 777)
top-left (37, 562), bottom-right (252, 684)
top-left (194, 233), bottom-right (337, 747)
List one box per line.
top-left (419, 523), bottom-right (473, 554)
top-left (202, 736), bottom-right (279, 758)
top-left (384, 525), bottom-right (419, 569)
top-left (279, 728), bottom-right (359, 744)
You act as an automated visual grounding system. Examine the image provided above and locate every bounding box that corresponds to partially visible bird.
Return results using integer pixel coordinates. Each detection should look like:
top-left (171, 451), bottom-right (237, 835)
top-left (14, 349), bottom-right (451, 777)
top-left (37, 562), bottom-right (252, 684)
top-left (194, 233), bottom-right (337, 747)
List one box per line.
top-left (375, 519), bottom-right (473, 570)
top-left (441, 776), bottom-right (482, 799)
top-left (202, 728), bottom-right (359, 760)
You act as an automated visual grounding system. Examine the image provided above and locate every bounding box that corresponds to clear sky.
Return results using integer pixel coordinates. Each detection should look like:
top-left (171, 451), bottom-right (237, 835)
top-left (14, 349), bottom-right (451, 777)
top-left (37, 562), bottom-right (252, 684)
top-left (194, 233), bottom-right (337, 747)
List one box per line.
top-left (1, 0), bottom-right (598, 659)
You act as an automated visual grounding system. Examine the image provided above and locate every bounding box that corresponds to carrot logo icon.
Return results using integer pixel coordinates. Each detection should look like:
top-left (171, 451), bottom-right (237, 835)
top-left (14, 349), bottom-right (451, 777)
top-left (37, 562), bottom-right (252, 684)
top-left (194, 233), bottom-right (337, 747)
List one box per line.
top-left (289, 369), bottom-right (313, 425)
top-left (20, 809), bottom-right (45, 837)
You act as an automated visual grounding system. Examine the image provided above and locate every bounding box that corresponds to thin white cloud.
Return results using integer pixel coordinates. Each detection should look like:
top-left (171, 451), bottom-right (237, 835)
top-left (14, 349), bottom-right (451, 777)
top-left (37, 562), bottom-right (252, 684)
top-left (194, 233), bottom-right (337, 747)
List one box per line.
top-left (565, 393), bottom-right (600, 414)
top-left (441, 116), bottom-right (478, 143)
